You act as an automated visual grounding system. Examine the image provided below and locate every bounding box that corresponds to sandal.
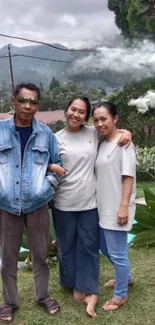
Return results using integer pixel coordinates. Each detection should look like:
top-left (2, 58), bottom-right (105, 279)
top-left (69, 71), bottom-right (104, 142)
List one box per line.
top-left (39, 298), bottom-right (60, 316)
top-left (102, 297), bottom-right (128, 311)
top-left (0, 306), bottom-right (18, 323)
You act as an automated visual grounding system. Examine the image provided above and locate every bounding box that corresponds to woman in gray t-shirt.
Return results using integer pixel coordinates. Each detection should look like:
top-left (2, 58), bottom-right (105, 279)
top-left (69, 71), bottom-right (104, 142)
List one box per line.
top-left (93, 101), bottom-right (136, 312)
top-left (51, 96), bottom-right (131, 317)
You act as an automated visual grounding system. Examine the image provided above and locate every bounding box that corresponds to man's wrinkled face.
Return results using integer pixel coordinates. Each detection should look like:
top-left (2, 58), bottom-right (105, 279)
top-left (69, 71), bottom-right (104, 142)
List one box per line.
top-left (12, 88), bottom-right (40, 125)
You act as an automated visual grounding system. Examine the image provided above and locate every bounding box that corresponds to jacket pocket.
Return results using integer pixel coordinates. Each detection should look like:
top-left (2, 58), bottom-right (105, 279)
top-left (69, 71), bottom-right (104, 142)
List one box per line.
top-left (0, 145), bottom-right (12, 164)
top-left (32, 146), bottom-right (49, 165)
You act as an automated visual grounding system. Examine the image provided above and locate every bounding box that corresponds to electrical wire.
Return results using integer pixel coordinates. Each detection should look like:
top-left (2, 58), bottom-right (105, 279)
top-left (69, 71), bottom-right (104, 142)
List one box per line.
top-left (0, 53), bottom-right (70, 63)
top-left (0, 33), bottom-right (96, 53)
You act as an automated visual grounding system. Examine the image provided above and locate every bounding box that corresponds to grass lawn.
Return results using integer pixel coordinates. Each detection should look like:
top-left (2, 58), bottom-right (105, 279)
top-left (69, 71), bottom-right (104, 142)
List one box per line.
top-left (1, 247), bottom-right (155, 325)
top-left (136, 181), bottom-right (155, 198)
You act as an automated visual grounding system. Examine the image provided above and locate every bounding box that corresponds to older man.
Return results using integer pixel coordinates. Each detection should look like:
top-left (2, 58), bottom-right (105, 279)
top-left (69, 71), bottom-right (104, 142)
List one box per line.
top-left (0, 83), bottom-right (61, 323)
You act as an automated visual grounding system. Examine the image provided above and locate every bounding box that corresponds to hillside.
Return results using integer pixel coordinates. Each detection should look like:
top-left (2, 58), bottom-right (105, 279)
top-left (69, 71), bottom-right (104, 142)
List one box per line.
top-left (0, 43), bottom-right (72, 89)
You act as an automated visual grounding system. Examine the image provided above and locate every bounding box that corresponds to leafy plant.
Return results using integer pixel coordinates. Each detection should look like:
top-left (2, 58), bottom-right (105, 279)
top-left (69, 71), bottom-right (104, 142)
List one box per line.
top-left (136, 146), bottom-right (155, 180)
top-left (130, 187), bottom-right (155, 247)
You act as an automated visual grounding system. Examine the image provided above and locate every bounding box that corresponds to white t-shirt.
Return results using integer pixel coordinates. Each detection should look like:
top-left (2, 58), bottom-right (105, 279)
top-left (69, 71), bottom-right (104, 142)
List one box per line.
top-left (53, 126), bottom-right (98, 211)
top-left (95, 136), bottom-right (136, 231)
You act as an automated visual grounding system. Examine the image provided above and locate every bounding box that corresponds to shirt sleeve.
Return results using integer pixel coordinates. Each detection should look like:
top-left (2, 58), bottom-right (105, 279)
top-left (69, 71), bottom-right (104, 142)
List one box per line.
top-left (46, 131), bottom-right (62, 187)
top-left (121, 143), bottom-right (136, 178)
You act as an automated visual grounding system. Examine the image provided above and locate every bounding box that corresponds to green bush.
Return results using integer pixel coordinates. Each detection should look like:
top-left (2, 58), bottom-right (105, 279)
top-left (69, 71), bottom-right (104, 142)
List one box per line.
top-left (130, 187), bottom-right (155, 247)
top-left (136, 171), bottom-right (154, 182)
top-left (48, 120), bottom-right (65, 133)
top-left (136, 146), bottom-right (155, 181)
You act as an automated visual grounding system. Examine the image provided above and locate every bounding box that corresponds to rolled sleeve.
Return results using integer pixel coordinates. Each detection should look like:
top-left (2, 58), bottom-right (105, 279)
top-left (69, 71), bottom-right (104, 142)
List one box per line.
top-left (121, 143), bottom-right (136, 177)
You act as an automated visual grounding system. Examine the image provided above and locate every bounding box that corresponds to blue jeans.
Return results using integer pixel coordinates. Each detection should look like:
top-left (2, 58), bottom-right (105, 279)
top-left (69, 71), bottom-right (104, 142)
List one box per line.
top-left (53, 208), bottom-right (99, 295)
top-left (100, 227), bottom-right (132, 299)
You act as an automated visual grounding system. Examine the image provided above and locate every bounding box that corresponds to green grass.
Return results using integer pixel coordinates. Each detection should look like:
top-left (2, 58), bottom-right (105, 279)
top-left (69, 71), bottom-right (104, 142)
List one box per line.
top-left (136, 181), bottom-right (155, 198)
top-left (1, 247), bottom-right (155, 325)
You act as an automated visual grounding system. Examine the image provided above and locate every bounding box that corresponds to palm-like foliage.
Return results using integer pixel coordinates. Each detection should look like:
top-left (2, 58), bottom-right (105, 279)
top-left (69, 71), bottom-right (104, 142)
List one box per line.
top-left (130, 187), bottom-right (155, 246)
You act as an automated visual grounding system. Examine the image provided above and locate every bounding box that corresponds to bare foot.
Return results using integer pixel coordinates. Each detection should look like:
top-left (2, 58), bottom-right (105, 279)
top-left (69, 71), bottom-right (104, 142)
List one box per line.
top-left (74, 289), bottom-right (85, 302)
top-left (41, 298), bottom-right (60, 315)
top-left (0, 306), bottom-right (17, 322)
top-left (49, 308), bottom-right (59, 315)
top-left (104, 279), bottom-right (133, 288)
top-left (85, 294), bottom-right (98, 317)
top-left (0, 316), bottom-right (12, 322)
top-left (102, 296), bottom-right (128, 311)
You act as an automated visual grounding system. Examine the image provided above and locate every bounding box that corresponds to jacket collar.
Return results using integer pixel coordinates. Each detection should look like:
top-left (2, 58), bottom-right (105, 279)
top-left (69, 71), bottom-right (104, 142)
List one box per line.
top-left (9, 115), bottom-right (43, 134)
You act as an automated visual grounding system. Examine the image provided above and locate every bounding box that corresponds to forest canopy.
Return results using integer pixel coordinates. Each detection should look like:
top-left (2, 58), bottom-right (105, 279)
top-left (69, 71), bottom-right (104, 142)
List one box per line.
top-left (108, 0), bottom-right (155, 38)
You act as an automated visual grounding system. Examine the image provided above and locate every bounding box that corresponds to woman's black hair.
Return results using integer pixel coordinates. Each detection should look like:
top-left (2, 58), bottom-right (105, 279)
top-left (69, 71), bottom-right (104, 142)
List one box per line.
top-left (65, 96), bottom-right (91, 122)
top-left (92, 101), bottom-right (117, 118)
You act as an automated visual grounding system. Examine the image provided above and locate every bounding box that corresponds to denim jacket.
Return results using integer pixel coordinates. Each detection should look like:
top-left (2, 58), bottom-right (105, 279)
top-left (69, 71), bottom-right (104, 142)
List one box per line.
top-left (0, 116), bottom-right (61, 215)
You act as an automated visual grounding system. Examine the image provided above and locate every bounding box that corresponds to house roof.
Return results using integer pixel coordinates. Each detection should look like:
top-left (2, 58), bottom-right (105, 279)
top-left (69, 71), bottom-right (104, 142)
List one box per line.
top-left (0, 110), bottom-right (66, 124)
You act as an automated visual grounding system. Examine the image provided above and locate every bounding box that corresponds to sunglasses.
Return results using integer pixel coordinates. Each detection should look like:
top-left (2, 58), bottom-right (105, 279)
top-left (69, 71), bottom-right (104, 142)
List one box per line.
top-left (16, 96), bottom-right (39, 105)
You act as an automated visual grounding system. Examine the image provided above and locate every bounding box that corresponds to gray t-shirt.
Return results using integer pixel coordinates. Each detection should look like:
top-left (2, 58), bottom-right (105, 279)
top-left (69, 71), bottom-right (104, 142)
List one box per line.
top-left (53, 126), bottom-right (98, 211)
top-left (95, 136), bottom-right (136, 231)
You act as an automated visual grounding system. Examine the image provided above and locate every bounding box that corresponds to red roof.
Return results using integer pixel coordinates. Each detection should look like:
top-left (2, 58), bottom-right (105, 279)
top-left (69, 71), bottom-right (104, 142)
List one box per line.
top-left (0, 110), bottom-right (65, 124)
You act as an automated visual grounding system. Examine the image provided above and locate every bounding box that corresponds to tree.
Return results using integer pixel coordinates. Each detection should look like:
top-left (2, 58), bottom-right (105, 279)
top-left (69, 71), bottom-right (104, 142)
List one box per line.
top-left (0, 89), bottom-right (11, 113)
top-left (108, 0), bottom-right (155, 38)
top-left (39, 82), bottom-right (44, 92)
top-left (40, 92), bottom-right (54, 111)
top-left (49, 77), bottom-right (60, 91)
top-left (48, 120), bottom-right (65, 133)
top-left (108, 77), bottom-right (155, 147)
top-left (85, 86), bottom-right (102, 101)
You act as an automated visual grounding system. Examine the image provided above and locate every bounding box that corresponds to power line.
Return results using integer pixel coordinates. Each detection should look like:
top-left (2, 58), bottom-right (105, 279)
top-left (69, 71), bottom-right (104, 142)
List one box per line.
top-left (0, 53), bottom-right (71, 63)
top-left (0, 33), bottom-right (96, 53)
top-left (13, 53), bottom-right (70, 63)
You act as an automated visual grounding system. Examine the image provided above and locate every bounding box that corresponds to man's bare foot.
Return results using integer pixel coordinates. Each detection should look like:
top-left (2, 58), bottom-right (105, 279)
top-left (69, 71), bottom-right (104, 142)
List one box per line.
top-left (102, 296), bottom-right (128, 311)
top-left (104, 279), bottom-right (133, 288)
top-left (39, 298), bottom-right (60, 315)
top-left (85, 294), bottom-right (98, 317)
top-left (0, 306), bottom-right (18, 323)
top-left (49, 308), bottom-right (59, 315)
top-left (73, 289), bottom-right (85, 302)
top-left (0, 316), bottom-right (12, 322)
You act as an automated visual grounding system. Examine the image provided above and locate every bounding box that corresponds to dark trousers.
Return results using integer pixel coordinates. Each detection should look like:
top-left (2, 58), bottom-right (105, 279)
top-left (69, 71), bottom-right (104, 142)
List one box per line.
top-left (53, 207), bottom-right (99, 295)
top-left (0, 205), bottom-right (51, 308)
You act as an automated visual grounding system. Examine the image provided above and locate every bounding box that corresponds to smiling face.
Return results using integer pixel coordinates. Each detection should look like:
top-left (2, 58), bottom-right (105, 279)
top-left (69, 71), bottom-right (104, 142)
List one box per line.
top-left (93, 106), bottom-right (118, 137)
top-left (65, 98), bottom-right (87, 131)
top-left (12, 88), bottom-right (40, 126)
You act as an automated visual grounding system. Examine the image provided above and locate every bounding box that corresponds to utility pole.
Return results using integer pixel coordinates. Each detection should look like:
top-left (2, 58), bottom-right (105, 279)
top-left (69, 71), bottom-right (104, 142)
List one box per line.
top-left (8, 44), bottom-right (15, 95)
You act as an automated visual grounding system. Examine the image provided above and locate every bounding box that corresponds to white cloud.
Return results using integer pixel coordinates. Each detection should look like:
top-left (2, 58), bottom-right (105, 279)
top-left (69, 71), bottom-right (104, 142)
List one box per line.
top-left (0, 0), bottom-right (119, 48)
top-left (70, 40), bottom-right (155, 78)
top-left (60, 15), bottom-right (77, 27)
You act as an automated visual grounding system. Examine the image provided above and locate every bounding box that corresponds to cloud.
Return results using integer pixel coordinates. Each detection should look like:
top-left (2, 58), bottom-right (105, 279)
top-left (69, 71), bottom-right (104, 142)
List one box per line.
top-left (70, 40), bottom-right (155, 79)
top-left (0, 0), bottom-right (119, 48)
top-left (60, 15), bottom-right (77, 27)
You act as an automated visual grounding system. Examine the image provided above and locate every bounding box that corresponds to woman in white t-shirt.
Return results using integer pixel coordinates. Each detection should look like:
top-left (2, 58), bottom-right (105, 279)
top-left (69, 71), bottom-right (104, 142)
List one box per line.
top-left (51, 96), bottom-right (131, 317)
top-left (93, 101), bottom-right (136, 311)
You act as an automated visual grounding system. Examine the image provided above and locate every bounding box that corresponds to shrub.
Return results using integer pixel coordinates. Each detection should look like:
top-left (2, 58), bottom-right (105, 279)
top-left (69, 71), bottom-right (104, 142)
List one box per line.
top-left (130, 187), bottom-right (155, 247)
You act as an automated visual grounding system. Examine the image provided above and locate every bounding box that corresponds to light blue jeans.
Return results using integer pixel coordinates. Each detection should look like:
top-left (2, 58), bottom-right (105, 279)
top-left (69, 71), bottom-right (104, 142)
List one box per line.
top-left (100, 227), bottom-right (132, 299)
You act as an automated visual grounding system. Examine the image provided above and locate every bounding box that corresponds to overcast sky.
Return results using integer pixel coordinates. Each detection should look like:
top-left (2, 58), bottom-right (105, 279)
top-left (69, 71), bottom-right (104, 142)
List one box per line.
top-left (0, 0), bottom-right (119, 49)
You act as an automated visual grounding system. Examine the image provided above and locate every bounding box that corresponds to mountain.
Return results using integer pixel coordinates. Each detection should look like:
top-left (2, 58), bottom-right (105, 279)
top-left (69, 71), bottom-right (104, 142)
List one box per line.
top-left (0, 38), bottom-right (146, 93)
top-left (0, 43), bottom-right (72, 89)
